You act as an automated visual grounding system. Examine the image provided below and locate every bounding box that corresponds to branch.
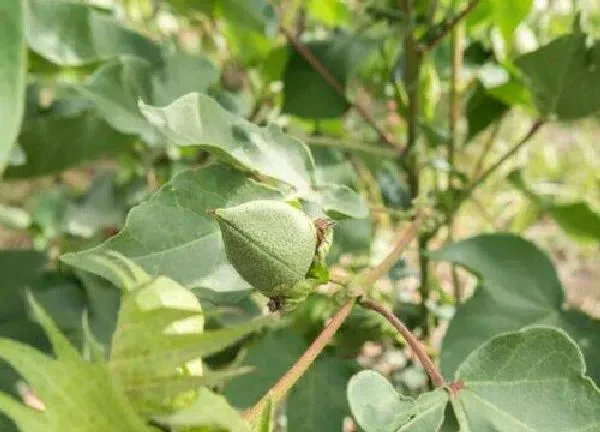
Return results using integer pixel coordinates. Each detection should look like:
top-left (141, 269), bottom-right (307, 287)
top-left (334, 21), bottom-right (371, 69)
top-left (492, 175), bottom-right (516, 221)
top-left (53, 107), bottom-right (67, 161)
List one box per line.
top-left (418, 0), bottom-right (480, 52)
top-left (467, 119), bottom-right (544, 195)
top-left (242, 298), bottom-right (355, 426)
top-left (280, 26), bottom-right (404, 151)
top-left (360, 211), bottom-right (425, 288)
top-left (358, 297), bottom-right (445, 387)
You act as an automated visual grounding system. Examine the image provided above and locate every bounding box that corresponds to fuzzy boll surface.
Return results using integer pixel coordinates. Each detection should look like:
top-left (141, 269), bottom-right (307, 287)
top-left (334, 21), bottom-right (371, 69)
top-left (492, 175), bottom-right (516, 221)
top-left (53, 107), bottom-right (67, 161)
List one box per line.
top-left (214, 200), bottom-right (317, 295)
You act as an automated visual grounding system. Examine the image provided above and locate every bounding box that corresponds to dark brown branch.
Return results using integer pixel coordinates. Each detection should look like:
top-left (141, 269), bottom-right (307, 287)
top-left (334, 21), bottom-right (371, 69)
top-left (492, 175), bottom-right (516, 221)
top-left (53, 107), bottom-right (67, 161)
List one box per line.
top-left (280, 26), bottom-right (404, 151)
top-left (358, 297), bottom-right (445, 388)
top-left (418, 0), bottom-right (480, 52)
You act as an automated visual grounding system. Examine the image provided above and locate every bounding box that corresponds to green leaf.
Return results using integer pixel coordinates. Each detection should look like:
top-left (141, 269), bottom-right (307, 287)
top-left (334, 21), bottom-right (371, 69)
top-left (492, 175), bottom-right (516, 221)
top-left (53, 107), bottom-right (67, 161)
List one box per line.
top-left (0, 295), bottom-right (152, 432)
top-left (430, 234), bottom-right (600, 384)
top-left (5, 112), bottom-right (133, 179)
top-left (27, 0), bottom-right (160, 66)
top-left (61, 165), bottom-right (284, 301)
top-left (465, 82), bottom-right (507, 142)
top-left (75, 56), bottom-right (160, 144)
top-left (140, 92), bottom-right (316, 190)
top-left (282, 34), bottom-right (372, 119)
top-left (152, 49), bottom-right (219, 105)
top-left (153, 388), bottom-right (251, 431)
top-left (468, 0), bottom-right (532, 44)
top-left (216, 0), bottom-right (275, 34)
top-left (347, 370), bottom-right (448, 432)
top-left (140, 92), bottom-right (366, 218)
top-left (548, 201), bottom-right (600, 242)
top-left (451, 327), bottom-right (600, 431)
top-left (89, 253), bottom-right (272, 417)
top-left (516, 29), bottom-right (600, 120)
top-left (226, 330), bottom-right (353, 432)
top-left (0, 0), bottom-right (26, 175)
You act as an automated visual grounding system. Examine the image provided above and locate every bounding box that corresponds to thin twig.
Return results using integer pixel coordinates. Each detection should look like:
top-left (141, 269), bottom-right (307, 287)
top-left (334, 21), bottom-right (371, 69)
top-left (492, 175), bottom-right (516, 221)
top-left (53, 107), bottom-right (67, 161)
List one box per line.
top-left (466, 119), bottom-right (544, 196)
top-left (359, 212), bottom-right (425, 288)
top-left (242, 298), bottom-right (355, 426)
top-left (447, 3), bottom-right (464, 303)
top-left (358, 297), bottom-right (445, 387)
top-left (418, 0), bottom-right (480, 52)
top-left (470, 119), bottom-right (503, 180)
top-left (280, 26), bottom-right (404, 151)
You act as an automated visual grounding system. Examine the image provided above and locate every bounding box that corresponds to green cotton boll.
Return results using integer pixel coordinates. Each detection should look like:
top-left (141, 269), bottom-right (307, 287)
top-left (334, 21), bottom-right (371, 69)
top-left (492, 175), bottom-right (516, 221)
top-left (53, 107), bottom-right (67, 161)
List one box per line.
top-left (213, 200), bottom-right (318, 298)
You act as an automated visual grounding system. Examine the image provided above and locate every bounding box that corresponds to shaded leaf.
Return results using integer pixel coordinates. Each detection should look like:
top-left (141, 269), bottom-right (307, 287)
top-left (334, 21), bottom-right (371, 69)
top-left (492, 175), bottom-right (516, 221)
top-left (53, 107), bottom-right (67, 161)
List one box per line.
top-left (5, 112), bottom-right (133, 179)
top-left (0, 0), bottom-right (26, 175)
top-left (76, 56), bottom-right (160, 144)
top-left (226, 329), bottom-right (352, 432)
top-left (27, 0), bottom-right (160, 66)
top-left (465, 82), bottom-right (507, 142)
top-left (430, 234), bottom-right (600, 384)
top-left (282, 34), bottom-right (373, 119)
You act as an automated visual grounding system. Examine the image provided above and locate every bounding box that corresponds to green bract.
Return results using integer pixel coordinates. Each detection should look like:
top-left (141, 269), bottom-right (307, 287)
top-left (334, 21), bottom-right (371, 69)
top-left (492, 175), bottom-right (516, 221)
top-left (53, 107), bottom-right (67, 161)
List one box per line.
top-left (213, 200), bottom-right (318, 301)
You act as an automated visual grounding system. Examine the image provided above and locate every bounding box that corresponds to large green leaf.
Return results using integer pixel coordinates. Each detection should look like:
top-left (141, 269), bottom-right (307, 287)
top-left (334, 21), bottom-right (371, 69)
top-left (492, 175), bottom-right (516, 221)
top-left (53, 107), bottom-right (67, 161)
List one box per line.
top-left (225, 330), bottom-right (353, 432)
top-left (80, 253), bottom-right (272, 417)
top-left (140, 92), bottom-right (316, 190)
top-left (516, 27), bottom-right (600, 120)
top-left (5, 112), bottom-right (133, 179)
top-left (451, 327), bottom-right (600, 431)
top-left (140, 93), bottom-right (367, 218)
top-left (0, 0), bottom-right (26, 175)
top-left (0, 295), bottom-right (152, 432)
top-left (27, 0), bottom-right (161, 66)
top-left (430, 234), bottom-right (600, 384)
top-left (61, 165), bottom-right (284, 300)
top-left (347, 371), bottom-right (447, 432)
top-left (282, 34), bottom-right (372, 119)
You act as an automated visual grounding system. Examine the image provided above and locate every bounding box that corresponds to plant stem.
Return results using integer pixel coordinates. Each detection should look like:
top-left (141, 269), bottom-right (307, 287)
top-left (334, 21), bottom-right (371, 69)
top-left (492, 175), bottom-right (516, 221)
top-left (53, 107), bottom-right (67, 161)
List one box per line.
top-left (280, 26), bottom-right (404, 151)
top-left (470, 119), bottom-right (502, 180)
top-left (466, 119), bottom-right (544, 196)
top-left (242, 298), bottom-right (355, 426)
top-left (399, 0), bottom-right (432, 336)
top-left (447, 4), bottom-right (463, 302)
top-left (419, 0), bottom-right (480, 52)
top-left (358, 297), bottom-right (445, 387)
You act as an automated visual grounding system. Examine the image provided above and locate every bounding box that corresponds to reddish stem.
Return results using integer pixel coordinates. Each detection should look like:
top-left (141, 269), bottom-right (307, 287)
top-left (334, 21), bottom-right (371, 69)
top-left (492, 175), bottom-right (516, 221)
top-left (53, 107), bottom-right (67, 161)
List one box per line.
top-left (358, 296), bottom-right (445, 388)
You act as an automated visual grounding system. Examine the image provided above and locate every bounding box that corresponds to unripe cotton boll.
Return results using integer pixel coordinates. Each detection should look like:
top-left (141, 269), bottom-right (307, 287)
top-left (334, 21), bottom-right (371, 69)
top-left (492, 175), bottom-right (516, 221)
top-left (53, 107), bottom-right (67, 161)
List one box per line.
top-left (212, 200), bottom-right (318, 306)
